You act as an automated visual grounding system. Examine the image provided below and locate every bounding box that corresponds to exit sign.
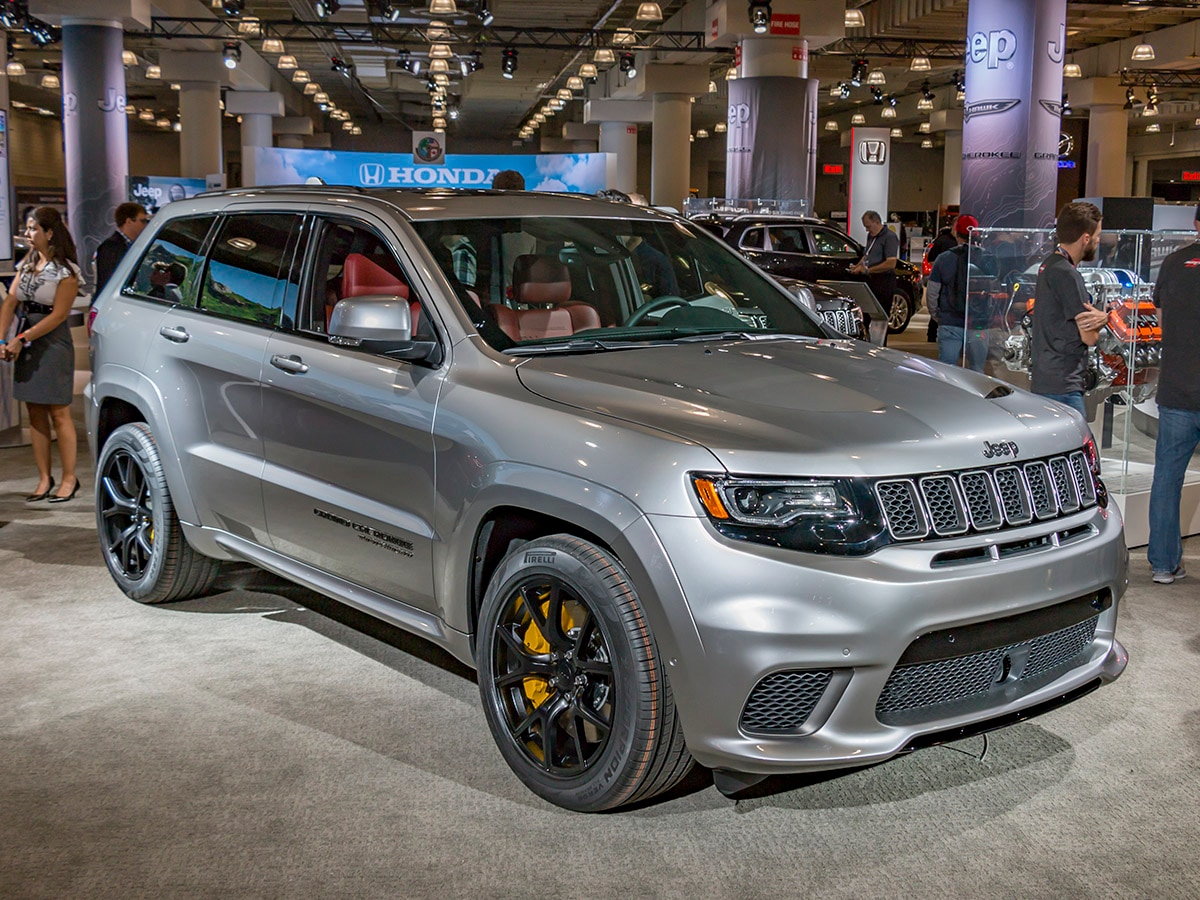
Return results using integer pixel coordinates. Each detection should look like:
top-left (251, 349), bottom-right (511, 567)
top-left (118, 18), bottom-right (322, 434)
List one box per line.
top-left (823, 164), bottom-right (844, 175)
top-left (1182, 171), bottom-right (1200, 182)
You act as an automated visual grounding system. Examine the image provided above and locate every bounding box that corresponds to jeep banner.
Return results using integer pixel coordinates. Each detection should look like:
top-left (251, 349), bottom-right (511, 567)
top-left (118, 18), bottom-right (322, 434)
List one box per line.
top-left (961, 0), bottom-right (1066, 228)
top-left (725, 76), bottom-right (818, 209)
top-left (253, 146), bottom-right (609, 193)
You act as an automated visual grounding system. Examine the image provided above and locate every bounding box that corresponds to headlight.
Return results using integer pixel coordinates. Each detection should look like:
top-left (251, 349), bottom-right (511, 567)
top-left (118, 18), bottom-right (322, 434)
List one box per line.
top-left (691, 473), bottom-right (890, 555)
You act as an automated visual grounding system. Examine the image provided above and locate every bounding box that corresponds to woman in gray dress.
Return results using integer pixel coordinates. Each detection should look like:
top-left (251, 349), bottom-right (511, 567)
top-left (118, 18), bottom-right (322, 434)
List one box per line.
top-left (0, 207), bottom-right (82, 502)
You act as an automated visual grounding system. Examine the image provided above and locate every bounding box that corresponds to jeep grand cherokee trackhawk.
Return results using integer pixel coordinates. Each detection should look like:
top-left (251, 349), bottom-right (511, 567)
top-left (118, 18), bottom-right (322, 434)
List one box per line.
top-left (86, 188), bottom-right (1128, 812)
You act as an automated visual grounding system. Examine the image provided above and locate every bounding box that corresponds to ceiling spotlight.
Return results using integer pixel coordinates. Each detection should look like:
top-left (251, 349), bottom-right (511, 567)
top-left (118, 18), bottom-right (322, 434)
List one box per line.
top-left (342, 121), bottom-right (355, 131)
top-left (1131, 41), bottom-right (1155, 62)
top-left (851, 112), bottom-right (865, 125)
top-left (278, 55), bottom-right (298, 69)
top-left (352, 126), bottom-right (362, 135)
top-left (866, 68), bottom-right (886, 86)
top-left (1064, 62), bottom-right (1082, 78)
top-left (1147, 84), bottom-right (1159, 106)
top-left (381, 2), bottom-right (403, 22)
top-left (121, 50), bottom-right (137, 66)
top-left (1061, 93), bottom-right (1072, 116)
top-left (714, 121), bottom-right (727, 133)
top-left (501, 47), bottom-right (518, 79)
top-left (838, 82), bottom-right (851, 100)
top-left (1124, 87), bottom-right (1140, 109)
top-left (223, 42), bottom-right (241, 70)
top-left (909, 55), bottom-right (931, 72)
top-left (429, 0), bottom-right (458, 13)
top-left (594, 48), bottom-right (616, 64)
top-left (26, 19), bottom-right (59, 48)
top-left (580, 63), bottom-right (598, 79)
top-left (890, 127), bottom-right (903, 138)
top-left (567, 76), bottom-right (585, 91)
top-left (331, 56), bottom-right (352, 77)
top-left (315, 0), bottom-right (340, 17)
top-left (849, 58), bottom-right (867, 87)
top-left (845, 8), bottom-right (865, 28)
top-left (952, 70), bottom-right (965, 92)
top-left (748, 1), bottom-right (772, 35)
top-left (825, 120), bottom-right (838, 131)
top-left (620, 52), bottom-right (637, 78)
top-left (479, 4), bottom-right (494, 26)
top-left (222, 0), bottom-right (244, 15)
top-left (870, 86), bottom-right (883, 104)
top-left (636, 2), bottom-right (663, 21)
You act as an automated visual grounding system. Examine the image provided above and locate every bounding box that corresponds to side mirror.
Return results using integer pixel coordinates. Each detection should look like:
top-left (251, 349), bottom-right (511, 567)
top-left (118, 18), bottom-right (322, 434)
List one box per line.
top-left (329, 295), bottom-right (440, 363)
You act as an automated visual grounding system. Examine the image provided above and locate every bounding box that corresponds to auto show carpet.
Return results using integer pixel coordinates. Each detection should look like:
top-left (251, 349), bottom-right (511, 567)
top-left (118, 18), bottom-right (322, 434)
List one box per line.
top-left (1, 428), bottom-right (1197, 899)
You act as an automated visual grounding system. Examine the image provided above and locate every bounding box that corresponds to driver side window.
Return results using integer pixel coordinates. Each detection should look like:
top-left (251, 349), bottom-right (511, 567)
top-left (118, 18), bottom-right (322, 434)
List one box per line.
top-left (811, 228), bottom-right (859, 257)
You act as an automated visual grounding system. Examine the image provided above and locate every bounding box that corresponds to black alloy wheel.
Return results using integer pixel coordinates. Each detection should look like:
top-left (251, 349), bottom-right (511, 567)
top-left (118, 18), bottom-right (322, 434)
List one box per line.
top-left (477, 535), bottom-right (693, 812)
top-left (96, 423), bottom-right (220, 604)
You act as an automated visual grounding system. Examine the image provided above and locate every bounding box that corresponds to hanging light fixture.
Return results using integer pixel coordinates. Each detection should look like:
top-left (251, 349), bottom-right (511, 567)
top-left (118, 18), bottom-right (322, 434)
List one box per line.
top-left (866, 68), bottom-right (886, 86)
top-left (121, 50), bottom-right (137, 66)
top-left (429, 0), bottom-right (457, 15)
top-left (433, 116), bottom-right (447, 129)
top-left (890, 127), bottom-right (903, 138)
top-left (39, 72), bottom-right (60, 89)
top-left (156, 117), bottom-right (170, 128)
top-left (909, 55), bottom-right (931, 72)
top-left (236, 17), bottom-right (261, 36)
top-left (6, 59), bottom-right (25, 77)
top-left (921, 138), bottom-right (934, 148)
top-left (620, 52), bottom-right (637, 78)
top-left (428, 58), bottom-right (450, 74)
top-left (708, 80), bottom-right (717, 93)
top-left (429, 43), bottom-right (453, 59)
top-left (501, 47), bottom-right (518, 79)
top-left (278, 55), bottom-right (297, 69)
top-left (918, 121), bottom-right (931, 133)
top-left (556, 88), bottom-right (572, 100)
top-left (139, 109), bottom-right (155, 121)
top-left (145, 64), bottom-right (161, 79)
top-left (304, 82), bottom-right (320, 95)
top-left (825, 120), bottom-right (838, 131)
top-left (726, 66), bottom-right (738, 80)
top-left (567, 76), bottom-right (585, 91)
top-left (173, 121), bottom-right (182, 132)
top-left (1063, 62), bottom-right (1082, 78)
top-left (917, 96), bottom-right (934, 111)
top-left (427, 21), bottom-right (451, 40)
top-left (714, 121), bottom-right (727, 133)
top-left (1131, 40), bottom-right (1155, 61)
top-left (636, 2), bottom-right (663, 22)
top-left (851, 112), bottom-right (865, 124)
top-left (613, 28), bottom-right (636, 45)
top-left (1145, 122), bottom-right (1161, 133)
top-left (696, 128), bottom-right (710, 139)
top-left (580, 63), bottom-right (598, 79)
top-left (222, 42), bottom-right (241, 70)
top-left (881, 106), bottom-right (896, 119)
top-left (845, 8), bottom-right (865, 28)
top-left (594, 48), bottom-right (616, 64)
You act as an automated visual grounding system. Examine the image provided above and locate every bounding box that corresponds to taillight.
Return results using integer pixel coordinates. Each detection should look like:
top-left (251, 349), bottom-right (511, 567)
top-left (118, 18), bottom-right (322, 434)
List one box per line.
top-left (86, 306), bottom-right (98, 335)
top-left (921, 252), bottom-right (932, 277)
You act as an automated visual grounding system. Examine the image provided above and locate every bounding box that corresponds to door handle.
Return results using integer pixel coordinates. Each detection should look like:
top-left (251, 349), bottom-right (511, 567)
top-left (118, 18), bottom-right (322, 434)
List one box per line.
top-left (270, 354), bottom-right (309, 374)
top-left (158, 325), bottom-right (190, 343)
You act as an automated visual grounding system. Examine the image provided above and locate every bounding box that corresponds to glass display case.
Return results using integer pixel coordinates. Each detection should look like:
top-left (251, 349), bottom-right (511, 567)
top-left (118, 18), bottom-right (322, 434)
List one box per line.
top-left (950, 226), bottom-right (1200, 546)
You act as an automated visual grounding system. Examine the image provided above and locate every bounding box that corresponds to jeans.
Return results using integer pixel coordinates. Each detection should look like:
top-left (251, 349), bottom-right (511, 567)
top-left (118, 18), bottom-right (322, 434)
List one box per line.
top-left (1034, 391), bottom-right (1087, 419)
top-left (937, 325), bottom-right (987, 371)
top-left (1147, 406), bottom-right (1200, 574)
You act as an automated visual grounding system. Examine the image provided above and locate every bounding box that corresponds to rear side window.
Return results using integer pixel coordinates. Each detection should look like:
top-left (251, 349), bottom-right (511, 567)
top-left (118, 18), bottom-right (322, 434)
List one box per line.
top-left (124, 215), bottom-right (215, 304)
top-left (199, 213), bottom-right (300, 326)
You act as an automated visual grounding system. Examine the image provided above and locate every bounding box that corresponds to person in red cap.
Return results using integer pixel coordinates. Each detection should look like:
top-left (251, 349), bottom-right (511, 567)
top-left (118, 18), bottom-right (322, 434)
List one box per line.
top-left (925, 214), bottom-right (986, 371)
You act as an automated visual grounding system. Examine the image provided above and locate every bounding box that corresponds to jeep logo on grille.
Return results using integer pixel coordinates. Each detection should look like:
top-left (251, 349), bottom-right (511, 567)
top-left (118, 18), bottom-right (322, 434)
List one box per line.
top-left (982, 440), bottom-right (1019, 459)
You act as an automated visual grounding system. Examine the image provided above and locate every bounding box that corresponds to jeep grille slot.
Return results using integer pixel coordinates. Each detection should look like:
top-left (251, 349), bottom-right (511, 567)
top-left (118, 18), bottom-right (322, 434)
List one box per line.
top-left (819, 307), bottom-right (859, 337)
top-left (740, 670), bottom-right (834, 733)
top-left (874, 451), bottom-right (1099, 542)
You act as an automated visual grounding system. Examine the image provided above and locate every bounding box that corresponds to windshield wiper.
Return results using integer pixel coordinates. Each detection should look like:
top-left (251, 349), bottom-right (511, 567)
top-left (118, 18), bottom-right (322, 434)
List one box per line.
top-left (506, 338), bottom-right (614, 356)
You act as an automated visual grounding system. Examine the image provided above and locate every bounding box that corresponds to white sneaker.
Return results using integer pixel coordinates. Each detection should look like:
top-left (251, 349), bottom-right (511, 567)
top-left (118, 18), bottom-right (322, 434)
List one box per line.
top-left (1152, 566), bottom-right (1186, 585)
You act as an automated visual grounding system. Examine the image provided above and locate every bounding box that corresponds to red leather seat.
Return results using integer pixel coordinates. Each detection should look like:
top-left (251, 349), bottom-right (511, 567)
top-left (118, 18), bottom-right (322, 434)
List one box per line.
top-left (328, 253), bottom-right (418, 332)
top-left (510, 254), bottom-right (601, 335)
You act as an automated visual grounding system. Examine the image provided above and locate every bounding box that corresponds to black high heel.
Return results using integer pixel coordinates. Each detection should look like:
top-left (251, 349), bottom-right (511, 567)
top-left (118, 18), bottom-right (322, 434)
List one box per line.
top-left (48, 478), bottom-right (80, 504)
top-left (25, 476), bottom-right (55, 502)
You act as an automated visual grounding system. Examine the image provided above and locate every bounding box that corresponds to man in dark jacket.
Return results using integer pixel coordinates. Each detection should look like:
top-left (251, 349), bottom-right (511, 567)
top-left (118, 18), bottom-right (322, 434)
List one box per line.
top-left (923, 224), bottom-right (958, 340)
top-left (926, 214), bottom-right (987, 371)
top-left (93, 202), bottom-right (150, 299)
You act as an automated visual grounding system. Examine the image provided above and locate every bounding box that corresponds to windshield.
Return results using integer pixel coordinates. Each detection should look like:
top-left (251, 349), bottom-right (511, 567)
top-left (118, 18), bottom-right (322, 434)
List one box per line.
top-left (412, 214), bottom-right (825, 353)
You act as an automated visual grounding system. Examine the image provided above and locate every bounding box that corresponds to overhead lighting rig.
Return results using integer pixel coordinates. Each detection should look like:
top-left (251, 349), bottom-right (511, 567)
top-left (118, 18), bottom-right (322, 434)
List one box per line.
top-left (620, 52), bottom-right (637, 78)
top-left (748, 1), bottom-right (771, 35)
top-left (501, 47), bottom-right (518, 79)
top-left (223, 42), bottom-right (241, 69)
top-left (849, 58), bottom-right (868, 88)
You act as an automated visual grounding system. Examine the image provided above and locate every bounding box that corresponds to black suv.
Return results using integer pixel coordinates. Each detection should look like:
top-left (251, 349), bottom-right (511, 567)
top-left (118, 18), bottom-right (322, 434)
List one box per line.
top-left (696, 215), bottom-right (922, 334)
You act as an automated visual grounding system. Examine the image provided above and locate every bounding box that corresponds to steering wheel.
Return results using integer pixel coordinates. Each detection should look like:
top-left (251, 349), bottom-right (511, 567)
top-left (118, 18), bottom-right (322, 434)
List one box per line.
top-left (622, 295), bottom-right (689, 327)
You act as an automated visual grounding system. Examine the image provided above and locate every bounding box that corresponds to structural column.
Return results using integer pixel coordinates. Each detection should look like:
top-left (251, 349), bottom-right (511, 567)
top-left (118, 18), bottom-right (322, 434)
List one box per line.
top-left (226, 92), bottom-right (284, 187)
top-left (61, 17), bottom-right (128, 286)
top-left (178, 83), bottom-right (223, 179)
top-left (1086, 106), bottom-right (1128, 197)
top-left (599, 121), bottom-right (638, 194)
top-left (650, 93), bottom-right (692, 209)
top-left (942, 131), bottom-right (963, 207)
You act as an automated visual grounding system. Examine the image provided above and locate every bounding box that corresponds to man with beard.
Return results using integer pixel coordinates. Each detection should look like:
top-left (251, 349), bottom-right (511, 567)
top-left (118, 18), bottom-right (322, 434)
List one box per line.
top-left (1030, 201), bottom-right (1109, 418)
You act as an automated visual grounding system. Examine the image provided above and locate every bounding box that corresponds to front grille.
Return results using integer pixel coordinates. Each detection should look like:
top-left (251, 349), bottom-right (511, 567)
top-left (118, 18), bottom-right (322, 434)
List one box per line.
top-left (820, 307), bottom-right (860, 337)
top-left (875, 450), bottom-right (1098, 541)
top-left (875, 615), bottom-right (1099, 724)
top-left (740, 669), bottom-right (833, 733)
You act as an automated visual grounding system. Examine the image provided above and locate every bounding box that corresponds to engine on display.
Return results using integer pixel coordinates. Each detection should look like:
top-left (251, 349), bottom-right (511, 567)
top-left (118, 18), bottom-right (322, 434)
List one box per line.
top-left (999, 268), bottom-right (1162, 406)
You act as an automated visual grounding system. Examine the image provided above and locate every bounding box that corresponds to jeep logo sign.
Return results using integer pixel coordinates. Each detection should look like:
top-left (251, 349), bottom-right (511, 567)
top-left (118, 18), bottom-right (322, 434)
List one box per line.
top-left (858, 141), bottom-right (886, 165)
top-left (969, 29), bottom-right (1017, 69)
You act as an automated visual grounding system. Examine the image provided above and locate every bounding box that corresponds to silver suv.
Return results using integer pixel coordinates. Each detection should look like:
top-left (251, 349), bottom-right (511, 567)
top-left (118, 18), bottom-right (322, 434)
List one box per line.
top-left (86, 187), bottom-right (1128, 812)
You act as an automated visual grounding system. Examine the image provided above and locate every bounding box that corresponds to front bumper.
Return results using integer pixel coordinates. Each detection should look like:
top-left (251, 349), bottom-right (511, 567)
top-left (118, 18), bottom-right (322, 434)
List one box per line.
top-left (636, 503), bottom-right (1127, 774)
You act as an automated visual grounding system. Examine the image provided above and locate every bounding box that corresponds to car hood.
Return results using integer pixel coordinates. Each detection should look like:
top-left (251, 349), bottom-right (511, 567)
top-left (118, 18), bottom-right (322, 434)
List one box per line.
top-left (515, 339), bottom-right (1086, 476)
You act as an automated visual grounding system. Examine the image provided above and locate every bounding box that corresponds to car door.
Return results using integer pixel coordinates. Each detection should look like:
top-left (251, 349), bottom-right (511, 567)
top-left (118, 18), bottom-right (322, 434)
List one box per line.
top-left (805, 225), bottom-right (867, 282)
top-left (136, 210), bottom-right (300, 543)
top-left (260, 211), bottom-right (443, 613)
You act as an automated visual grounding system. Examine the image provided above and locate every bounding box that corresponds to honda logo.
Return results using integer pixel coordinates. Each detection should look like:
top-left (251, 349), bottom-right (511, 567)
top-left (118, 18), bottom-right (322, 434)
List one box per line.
top-left (858, 141), bottom-right (887, 165)
top-left (359, 163), bottom-right (386, 186)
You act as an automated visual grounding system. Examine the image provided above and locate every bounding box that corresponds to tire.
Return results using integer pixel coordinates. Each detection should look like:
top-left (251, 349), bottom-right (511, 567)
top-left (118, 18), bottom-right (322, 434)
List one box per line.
top-left (887, 288), bottom-right (914, 334)
top-left (95, 422), bottom-right (220, 604)
top-left (477, 534), bottom-right (693, 812)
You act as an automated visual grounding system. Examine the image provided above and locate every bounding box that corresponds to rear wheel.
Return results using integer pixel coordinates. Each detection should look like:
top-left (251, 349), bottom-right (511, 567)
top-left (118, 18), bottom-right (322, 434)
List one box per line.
top-left (887, 289), bottom-right (914, 334)
top-left (96, 423), bottom-right (220, 604)
top-left (477, 535), bottom-right (693, 811)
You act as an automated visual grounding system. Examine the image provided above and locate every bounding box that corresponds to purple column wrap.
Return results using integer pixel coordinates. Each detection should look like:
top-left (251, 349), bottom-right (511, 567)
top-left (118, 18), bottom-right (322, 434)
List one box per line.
top-left (726, 77), bottom-right (818, 206)
top-left (62, 21), bottom-right (129, 287)
top-left (960, 0), bottom-right (1066, 228)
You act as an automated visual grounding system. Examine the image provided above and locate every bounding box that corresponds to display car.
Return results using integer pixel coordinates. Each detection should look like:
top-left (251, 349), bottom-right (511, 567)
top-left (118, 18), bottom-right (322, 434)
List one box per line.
top-left (87, 187), bottom-right (1127, 812)
top-left (688, 209), bottom-right (923, 334)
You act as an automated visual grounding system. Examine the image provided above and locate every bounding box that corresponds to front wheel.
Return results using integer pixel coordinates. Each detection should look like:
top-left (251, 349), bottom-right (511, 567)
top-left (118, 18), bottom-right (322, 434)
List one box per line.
top-left (477, 535), bottom-right (693, 811)
top-left (95, 422), bottom-right (220, 604)
top-left (887, 289), bottom-right (914, 334)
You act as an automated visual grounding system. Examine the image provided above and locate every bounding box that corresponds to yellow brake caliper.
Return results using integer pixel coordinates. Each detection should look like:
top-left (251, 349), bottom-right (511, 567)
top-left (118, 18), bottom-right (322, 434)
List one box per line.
top-left (521, 591), bottom-right (576, 709)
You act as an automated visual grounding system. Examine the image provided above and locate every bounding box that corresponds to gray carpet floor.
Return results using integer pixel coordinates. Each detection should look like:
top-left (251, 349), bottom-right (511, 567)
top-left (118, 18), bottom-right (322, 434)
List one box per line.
top-left (1, 422), bottom-right (1198, 899)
